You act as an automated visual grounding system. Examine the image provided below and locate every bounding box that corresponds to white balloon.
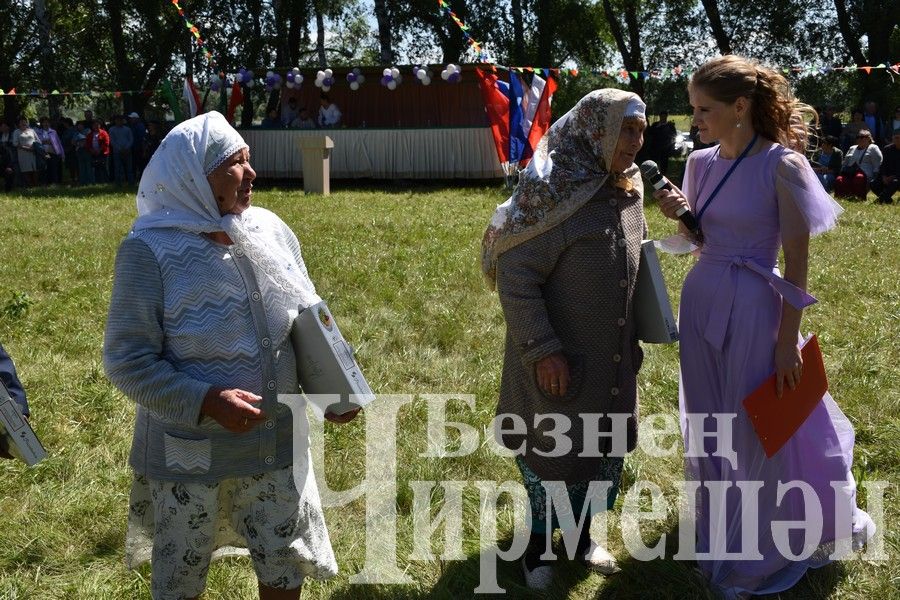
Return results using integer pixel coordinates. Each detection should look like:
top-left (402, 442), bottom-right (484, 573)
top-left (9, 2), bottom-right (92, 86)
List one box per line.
top-left (266, 70), bottom-right (274, 78)
top-left (285, 81), bottom-right (294, 89)
top-left (293, 67), bottom-right (300, 74)
top-left (422, 76), bottom-right (431, 86)
top-left (295, 74), bottom-right (303, 84)
top-left (391, 67), bottom-right (400, 78)
top-left (350, 81), bottom-right (359, 91)
top-left (387, 80), bottom-right (397, 90)
top-left (316, 70), bottom-right (325, 79)
top-left (322, 85), bottom-right (331, 92)
top-left (314, 79), bottom-right (322, 87)
top-left (245, 80), bottom-right (254, 88)
top-left (441, 70), bottom-right (449, 80)
top-left (447, 64), bottom-right (457, 74)
top-left (235, 73), bottom-right (244, 83)
top-left (416, 69), bottom-right (426, 80)
top-left (382, 67), bottom-right (392, 77)
top-left (324, 68), bottom-right (333, 77)
top-left (357, 74), bottom-right (365, 84)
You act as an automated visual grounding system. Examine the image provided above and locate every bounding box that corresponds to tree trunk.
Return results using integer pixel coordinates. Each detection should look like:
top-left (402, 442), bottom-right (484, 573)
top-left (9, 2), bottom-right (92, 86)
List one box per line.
top-left (700, 0), bottom-right (732, 55)
top-left (535, 0), bottom-right (555, 67)
top-left (315, 6), bottom-right (327, 67)
top-left (832, 0), bottom-right (865, 65)
top-left (34, 0), bottom-right (61, 117)
top-left (511, 0), bottom-right (525, 64)
top-left (601, 0), bottom-right (645, 97)
top-left (374, 0), bottom-right (393, 64)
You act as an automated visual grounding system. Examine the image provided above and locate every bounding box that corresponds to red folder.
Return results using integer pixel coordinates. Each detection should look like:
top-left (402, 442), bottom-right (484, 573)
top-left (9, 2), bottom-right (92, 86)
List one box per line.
top-left (742, 335), bottom-right (828, 458)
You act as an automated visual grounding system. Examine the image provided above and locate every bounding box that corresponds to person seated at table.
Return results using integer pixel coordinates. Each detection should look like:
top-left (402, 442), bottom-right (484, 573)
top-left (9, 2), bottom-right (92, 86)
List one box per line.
top-left (281, 97), bottom-right (299, 127)
top-left (318, 94), bottom-right (341, 128)
top-left (291, 108), bottom-right (317, 130)
top-left (260, 108), bottom-right (281, 128)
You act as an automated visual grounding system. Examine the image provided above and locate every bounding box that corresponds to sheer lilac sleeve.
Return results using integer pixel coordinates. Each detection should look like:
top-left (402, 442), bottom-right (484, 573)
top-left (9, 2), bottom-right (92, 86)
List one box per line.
top-left (776, 150), bottom-right (843, 239)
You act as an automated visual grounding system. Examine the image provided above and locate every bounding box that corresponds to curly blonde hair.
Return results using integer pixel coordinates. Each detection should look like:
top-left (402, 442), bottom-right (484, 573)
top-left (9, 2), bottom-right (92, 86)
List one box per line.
top-left (690, 55), bottom-right (816, 153)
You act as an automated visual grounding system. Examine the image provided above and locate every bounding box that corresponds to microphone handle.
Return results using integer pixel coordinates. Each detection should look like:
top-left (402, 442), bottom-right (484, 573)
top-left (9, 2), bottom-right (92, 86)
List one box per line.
top-left (676, 207), bottom-right (700, 233)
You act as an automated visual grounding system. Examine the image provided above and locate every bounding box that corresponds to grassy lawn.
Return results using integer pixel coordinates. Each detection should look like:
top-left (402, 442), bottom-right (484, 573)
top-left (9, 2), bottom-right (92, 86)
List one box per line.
top-left (0, 181), bottom-right (897, 599)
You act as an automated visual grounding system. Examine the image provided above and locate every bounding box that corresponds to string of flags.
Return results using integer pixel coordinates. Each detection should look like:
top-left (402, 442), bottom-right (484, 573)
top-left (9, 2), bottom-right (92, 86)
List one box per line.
top-left (437, 0), bottom-right (489, 62)
top-left (2, 59), bottom-right (898, 100)
top-left (170, 0), bottom-right (215, 67)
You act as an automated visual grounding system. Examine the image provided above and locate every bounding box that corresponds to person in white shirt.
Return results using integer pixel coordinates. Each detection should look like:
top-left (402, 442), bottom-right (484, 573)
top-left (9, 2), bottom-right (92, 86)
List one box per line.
top-left (317, 94), bottom-right (341, 128)
top-left (835, 129), bottom-right (883, 199)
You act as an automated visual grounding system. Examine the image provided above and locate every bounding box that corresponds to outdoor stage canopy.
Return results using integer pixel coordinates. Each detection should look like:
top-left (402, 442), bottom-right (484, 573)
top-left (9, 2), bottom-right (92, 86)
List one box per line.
top-left (238, 64), bottom-right (505, 179)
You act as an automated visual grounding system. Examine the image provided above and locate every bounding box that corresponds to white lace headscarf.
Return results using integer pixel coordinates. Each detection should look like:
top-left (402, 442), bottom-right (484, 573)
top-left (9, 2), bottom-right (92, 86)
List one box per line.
top-left (133, 111), bottom-right (320, 348)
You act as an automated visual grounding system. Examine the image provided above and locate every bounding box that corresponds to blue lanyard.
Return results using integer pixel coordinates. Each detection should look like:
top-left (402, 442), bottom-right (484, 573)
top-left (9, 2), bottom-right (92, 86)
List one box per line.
top-left (695, 134), bottom-right (759, 224)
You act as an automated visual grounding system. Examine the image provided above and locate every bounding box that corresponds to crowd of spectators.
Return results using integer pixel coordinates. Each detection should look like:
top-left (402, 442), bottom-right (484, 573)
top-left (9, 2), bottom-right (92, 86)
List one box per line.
top-left (0, 110), bottom-right (164, 192)
top-left (809, 100), bottom-right (900, 203)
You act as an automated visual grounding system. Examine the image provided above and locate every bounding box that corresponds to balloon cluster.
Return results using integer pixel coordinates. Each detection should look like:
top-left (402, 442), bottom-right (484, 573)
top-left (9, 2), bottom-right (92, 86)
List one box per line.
top-left (235, 67), bottom-right (255, 88)
top-left (315, 69), bottom-right (335, 92)
top-left (285, 67), bottom-right (303, 89)
top-left (381, 67), bottom-right (402, 90)
top-left (264, 71), bottom-right (283, 92)
top-left (346, 68), bottom-right (366, 91)
top-left (412, 65), bottom-right (433, 85)
top-left (440, 64), bottom-right (461, 83)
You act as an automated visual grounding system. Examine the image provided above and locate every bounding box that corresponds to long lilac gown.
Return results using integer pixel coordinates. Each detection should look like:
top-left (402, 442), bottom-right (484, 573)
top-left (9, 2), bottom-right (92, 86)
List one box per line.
top-left (678, 142), bottom-right (874, 598)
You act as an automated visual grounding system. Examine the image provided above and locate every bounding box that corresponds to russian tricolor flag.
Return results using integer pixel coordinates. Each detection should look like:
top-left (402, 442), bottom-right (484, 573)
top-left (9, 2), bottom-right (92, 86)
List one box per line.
top-left (183, 76), bottom-right (203, 118)
top-left (476, 68), bottom-right (557, 173)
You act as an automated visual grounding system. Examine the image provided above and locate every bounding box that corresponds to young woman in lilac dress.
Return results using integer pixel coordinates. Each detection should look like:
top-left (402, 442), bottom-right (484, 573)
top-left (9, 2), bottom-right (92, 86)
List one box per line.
top-left (654, 55), bottom-right (874, 598)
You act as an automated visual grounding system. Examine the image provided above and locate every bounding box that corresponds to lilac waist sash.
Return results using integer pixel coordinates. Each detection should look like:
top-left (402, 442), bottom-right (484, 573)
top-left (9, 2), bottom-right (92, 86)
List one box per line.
top-left (697, 244), bottom-right (817, 351)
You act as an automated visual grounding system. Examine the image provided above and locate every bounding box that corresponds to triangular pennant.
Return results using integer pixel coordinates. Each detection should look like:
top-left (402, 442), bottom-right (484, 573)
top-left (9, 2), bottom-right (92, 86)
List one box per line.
top-left (570, 68), bottom-right (578, 77)
top-left (863, 66), bottom-right (872, 74)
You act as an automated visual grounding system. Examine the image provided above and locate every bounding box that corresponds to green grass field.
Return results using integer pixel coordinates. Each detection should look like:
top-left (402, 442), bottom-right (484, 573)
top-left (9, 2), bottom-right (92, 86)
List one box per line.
top-left (0, 181), bottom-right (897, 599)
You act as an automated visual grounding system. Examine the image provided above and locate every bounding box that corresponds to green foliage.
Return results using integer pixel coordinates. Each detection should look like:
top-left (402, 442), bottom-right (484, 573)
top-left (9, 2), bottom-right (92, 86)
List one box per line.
top-left (0, 184), bottom-right (897, 598)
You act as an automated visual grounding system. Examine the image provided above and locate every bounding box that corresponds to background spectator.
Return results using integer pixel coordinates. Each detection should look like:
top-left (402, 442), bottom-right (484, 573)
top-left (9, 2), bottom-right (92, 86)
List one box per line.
top-left (260, 108), bottom-right (281, 128)
top-left (281, 97), bottom-right (299, 126)
top-left (143, 120), bottom-right (163, 164)
top-left (841, 109), bottom-right (865, 151)
top-left (290, 107), bottom-right (316, 129)
top-left (36, 117), bottom-right (64, 185)
top-left (0, 122), bottom-right (16, 192)
top-left (872, 128), bottom-right (900, 204)
top-left (128, 112), bottom-right (147, 179)
top-left (863, 100), bottom-right (887, 144)
top-left (86, 119), bottom-right (110, 183)
top-left (109, 114), bottom-right (134, 185)
top-left (645, 110), bottom-right (677, 175)
top-left (835, 129), bottom-right (882, 199)
top-left (12, 116), bottom-right (39, 187)
top-left (318, 93), bottom-right (341, 127)
top-left (74, 121), bottom-right (93, 184)
top-left (810, 135), bottom-right (843, 191)
top-left (820, 105), bottom-right (843, 139)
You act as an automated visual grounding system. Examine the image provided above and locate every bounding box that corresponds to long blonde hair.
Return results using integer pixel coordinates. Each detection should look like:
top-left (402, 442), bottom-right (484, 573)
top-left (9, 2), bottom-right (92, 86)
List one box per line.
top-left (690, 55), bottom-right (815, 152)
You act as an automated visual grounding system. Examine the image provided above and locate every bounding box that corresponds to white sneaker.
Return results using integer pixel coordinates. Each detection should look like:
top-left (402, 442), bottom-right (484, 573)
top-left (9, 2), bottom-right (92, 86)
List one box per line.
top-left (521, 556), bottom-right (554, 590)
top-left (580, 541), bottom-right (621, 575)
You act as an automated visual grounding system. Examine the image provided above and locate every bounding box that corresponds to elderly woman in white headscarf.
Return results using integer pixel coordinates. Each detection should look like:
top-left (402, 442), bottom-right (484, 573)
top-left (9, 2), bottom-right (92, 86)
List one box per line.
top-left (104, 111), bottom-right (355, 600)
top-left (482, 89), bottom-right (647, 590)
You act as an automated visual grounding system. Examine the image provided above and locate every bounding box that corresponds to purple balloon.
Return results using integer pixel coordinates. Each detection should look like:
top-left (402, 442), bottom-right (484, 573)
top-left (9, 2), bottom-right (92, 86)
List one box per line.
top-left (381, 75), bottom-right (391, 86)
top-left (347, 72), bottom-right (357, 83)
top-left (448, 71), bottom-right (461, 83)
top-left (323, 77), bottom-right (334, 87)
top-left (211, 81), bottom-right (221, 92)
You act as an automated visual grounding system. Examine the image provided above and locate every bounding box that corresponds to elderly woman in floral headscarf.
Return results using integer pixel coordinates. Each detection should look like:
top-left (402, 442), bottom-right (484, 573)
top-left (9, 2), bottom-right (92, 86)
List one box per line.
top-left (104, 111), bottom-right (356, 600)
top-left (483, 89), bottom-right (647, 589)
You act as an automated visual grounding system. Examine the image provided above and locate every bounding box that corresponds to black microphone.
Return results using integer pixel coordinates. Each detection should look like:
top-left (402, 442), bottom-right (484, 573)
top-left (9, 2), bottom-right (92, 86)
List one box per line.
top-left (639, 160), bottom-right (701, 234)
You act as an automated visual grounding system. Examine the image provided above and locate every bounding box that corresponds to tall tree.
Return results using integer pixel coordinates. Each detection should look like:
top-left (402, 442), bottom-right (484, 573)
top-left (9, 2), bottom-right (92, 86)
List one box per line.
top-left (700, 0), bottom-right (732, 55)
top-left (602, 0), bottom-right (647, 96)
top-left (832, 0), bottom-right (900, 109)
top-left (373, 0), bottom-right (394, 64)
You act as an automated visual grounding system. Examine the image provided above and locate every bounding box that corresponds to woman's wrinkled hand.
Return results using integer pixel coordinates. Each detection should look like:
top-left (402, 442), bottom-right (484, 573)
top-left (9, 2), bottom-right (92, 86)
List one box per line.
top-left (774, 341), bottom-right (803, 398)
top-left (325, 407), bottom-right (361, 424)
top-left (535, 352), bottom-right (570, 397)
top-left (653, 187), bottom-right (690, 221)
top-left (201, 387), bottom-right (266, 433)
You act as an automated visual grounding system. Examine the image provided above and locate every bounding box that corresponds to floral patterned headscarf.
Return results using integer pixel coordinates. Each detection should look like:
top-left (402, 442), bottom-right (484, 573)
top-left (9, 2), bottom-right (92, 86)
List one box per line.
top-left (481, 88), bottom-right (646, 289)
